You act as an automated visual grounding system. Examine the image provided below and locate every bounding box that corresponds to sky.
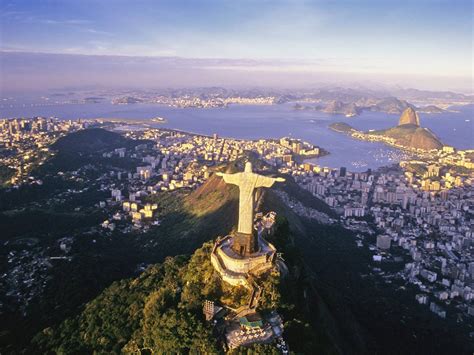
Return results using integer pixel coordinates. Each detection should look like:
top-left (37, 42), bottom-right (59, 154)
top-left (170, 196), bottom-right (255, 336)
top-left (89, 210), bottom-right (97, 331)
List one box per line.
top-left (0, 0), bottom-right (472, 93)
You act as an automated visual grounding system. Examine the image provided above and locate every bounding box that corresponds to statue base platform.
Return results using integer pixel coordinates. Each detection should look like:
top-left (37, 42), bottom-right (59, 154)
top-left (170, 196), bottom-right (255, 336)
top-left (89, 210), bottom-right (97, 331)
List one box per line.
top-left (211, 234), bottom-right (276, 289)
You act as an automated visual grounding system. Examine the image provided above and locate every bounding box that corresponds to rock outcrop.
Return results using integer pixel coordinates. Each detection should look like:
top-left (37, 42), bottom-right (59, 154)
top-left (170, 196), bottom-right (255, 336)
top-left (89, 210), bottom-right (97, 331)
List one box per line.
top-left (409, 127), bottom-right (443, 150)
top-left (398, 107), bottom-right (420, 126)
top-left (373, 123), bottom-right (443, 151)
top-left (322, 100), bottom-right (359, 116)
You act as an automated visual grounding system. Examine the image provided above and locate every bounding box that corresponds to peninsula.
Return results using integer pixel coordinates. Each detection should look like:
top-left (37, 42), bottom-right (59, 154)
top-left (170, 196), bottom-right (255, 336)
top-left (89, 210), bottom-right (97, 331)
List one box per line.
top-left (330, 107), bottom-right (444, 151)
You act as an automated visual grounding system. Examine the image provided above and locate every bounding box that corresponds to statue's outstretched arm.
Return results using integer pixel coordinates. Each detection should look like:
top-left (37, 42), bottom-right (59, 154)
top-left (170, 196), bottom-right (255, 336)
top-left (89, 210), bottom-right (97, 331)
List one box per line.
top-left (215, 172), bottom-right (240, 185)
top-left (255, 175), bottom-right (285, 188)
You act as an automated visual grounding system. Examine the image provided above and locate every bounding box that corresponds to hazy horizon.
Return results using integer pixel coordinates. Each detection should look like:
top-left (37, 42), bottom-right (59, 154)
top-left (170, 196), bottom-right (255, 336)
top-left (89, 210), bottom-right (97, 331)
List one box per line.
top-left (0, 51), bottom-right (472, 95)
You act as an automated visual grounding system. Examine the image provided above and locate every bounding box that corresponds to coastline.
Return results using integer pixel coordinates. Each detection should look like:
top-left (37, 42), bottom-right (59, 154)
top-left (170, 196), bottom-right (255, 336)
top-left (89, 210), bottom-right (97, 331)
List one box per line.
top-left (296, 149), bottom-right (330, 164)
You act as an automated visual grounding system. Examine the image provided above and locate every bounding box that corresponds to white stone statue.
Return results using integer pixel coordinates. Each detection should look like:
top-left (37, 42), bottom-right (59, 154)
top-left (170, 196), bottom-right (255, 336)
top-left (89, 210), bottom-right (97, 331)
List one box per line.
top-left (216, 162), bottom-right (285, 235)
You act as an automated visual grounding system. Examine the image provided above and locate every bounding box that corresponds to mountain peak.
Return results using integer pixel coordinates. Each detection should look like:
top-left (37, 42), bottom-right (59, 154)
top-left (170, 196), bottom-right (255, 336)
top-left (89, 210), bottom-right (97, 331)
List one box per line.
top-left (398, 107), bottom-right (420, 126)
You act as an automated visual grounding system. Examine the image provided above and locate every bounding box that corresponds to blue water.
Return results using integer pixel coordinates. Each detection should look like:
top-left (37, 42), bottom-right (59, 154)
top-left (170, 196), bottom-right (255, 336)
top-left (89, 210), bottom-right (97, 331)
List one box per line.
top-left (1, 101), bottom-right (472, 172)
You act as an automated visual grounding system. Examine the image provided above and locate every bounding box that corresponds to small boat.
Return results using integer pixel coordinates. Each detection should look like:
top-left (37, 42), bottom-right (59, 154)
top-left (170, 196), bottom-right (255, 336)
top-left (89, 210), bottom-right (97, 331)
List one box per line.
top-left (151, 117), bottom-right (166, 123)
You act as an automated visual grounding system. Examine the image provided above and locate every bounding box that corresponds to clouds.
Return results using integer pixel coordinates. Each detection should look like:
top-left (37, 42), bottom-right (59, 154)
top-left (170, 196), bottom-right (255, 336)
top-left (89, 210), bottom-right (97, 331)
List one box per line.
top-left (1, 8), bottom-right (91, 27)
top-left (37, 18), bottom-right (91, 25)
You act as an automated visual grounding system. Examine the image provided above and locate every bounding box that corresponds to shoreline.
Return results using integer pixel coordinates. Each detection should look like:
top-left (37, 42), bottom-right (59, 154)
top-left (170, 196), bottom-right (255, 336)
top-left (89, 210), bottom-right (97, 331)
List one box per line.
top-left (101, 120), bottom-right (413, 173)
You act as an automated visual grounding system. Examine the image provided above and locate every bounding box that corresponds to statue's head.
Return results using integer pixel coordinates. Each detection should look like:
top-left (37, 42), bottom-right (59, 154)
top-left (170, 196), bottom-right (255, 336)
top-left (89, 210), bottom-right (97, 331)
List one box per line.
top-left (244, 162), bottom-right (252, 173)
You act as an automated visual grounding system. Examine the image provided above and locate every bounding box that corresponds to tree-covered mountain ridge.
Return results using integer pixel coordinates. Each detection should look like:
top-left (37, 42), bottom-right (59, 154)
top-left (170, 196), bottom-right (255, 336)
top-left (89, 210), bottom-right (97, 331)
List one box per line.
top-left (32, 216), bottom-right (332, 354)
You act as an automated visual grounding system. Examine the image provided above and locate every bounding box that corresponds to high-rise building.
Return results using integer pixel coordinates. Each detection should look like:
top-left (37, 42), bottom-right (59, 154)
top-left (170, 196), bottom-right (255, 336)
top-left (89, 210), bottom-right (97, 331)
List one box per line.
top-left (339, 166), bottom-right (346, 177)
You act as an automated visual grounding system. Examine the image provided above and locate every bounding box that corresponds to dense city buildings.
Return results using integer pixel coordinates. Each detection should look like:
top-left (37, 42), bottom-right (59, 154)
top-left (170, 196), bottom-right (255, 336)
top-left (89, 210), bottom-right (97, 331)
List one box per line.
top-left (0, 117), bottom-right (88, 185)
top-left (286, 149), bottom-right (474, 322)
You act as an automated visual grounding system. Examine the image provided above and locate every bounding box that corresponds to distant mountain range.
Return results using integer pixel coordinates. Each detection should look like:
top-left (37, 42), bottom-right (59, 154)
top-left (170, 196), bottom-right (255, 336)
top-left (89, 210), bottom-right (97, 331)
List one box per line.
top-left (294, 96), bottom-right (448, 117)
top-left (60, 85), bottom-right (472, 117)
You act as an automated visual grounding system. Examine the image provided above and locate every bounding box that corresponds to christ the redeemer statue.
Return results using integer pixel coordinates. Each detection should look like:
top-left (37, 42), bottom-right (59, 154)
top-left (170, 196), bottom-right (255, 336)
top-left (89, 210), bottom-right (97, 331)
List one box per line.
top-left (216, 162), bottom-right (284, 256)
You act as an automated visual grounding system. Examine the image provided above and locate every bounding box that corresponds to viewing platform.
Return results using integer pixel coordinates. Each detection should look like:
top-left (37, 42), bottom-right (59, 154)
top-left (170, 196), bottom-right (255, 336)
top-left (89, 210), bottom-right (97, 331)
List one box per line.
top-left (211, 233), bottom-right (276, 288)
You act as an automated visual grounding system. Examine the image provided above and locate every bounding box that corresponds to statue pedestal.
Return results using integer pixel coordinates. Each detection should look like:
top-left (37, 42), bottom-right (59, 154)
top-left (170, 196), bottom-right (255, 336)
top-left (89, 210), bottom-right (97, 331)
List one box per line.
top-left (211, 234), bottom-right (276, 289)
top-left (231, 231), bottom-right (258, 256)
